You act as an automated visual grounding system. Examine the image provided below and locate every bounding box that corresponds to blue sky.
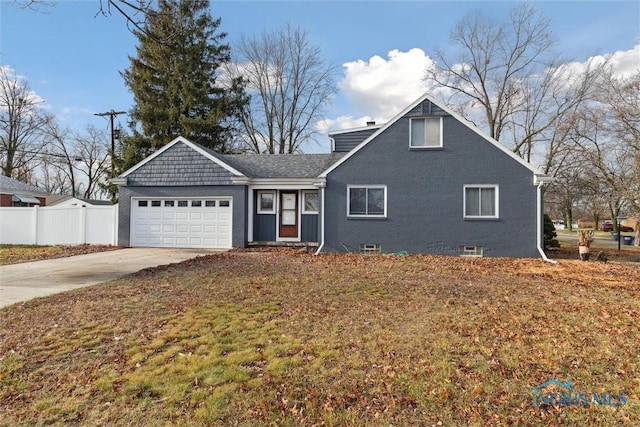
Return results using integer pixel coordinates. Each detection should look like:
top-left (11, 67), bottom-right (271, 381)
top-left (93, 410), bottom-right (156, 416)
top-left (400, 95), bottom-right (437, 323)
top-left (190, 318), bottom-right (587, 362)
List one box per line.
top-left (1, 0), bottom-right (639, 152)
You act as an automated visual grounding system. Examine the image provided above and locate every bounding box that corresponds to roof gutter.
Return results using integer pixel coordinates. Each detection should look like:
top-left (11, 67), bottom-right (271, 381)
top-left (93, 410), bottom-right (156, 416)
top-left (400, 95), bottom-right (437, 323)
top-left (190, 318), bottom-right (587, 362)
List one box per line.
top-left (536, 179), bottom-right (557, 264)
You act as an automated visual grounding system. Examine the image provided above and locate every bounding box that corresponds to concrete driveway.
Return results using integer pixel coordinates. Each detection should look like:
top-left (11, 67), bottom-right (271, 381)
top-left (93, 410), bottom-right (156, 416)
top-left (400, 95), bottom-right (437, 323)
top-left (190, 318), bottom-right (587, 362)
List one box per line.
top-left (0, 248), bottom-right (223, 308)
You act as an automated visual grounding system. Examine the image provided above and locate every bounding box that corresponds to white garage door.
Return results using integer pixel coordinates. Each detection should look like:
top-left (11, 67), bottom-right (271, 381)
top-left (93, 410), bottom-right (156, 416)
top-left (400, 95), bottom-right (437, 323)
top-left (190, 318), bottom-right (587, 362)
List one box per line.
top-left (131, 198), bottom-right (232, 248)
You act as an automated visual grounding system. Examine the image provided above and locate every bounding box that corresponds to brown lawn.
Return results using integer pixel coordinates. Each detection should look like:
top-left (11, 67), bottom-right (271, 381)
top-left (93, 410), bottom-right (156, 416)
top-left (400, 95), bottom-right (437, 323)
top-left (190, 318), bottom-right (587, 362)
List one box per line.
top-left (0, 251), bottom-right (639, 426)
top-left (0, 244), bottom-right (120, 265)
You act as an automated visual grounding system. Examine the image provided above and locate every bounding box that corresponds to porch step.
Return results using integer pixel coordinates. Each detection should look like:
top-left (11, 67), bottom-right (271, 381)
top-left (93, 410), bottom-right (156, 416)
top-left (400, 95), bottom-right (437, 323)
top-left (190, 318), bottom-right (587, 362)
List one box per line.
top-left (247, 241), bottom-right (319, 248)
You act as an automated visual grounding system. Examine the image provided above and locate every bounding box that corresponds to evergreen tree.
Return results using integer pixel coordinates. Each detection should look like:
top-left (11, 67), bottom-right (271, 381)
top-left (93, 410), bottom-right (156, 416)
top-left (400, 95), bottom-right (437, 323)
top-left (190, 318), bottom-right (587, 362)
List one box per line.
top-left (543, 214), bottom-right (560, 248)
top-left (120, 0), bottom-right (246, 169)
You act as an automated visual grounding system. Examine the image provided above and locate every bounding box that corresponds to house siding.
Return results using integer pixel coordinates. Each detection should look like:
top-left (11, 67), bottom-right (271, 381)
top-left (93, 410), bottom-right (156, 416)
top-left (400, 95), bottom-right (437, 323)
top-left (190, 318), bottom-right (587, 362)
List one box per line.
top-left (254, 214), bottom-right (276, 241)
top-left (126, 143), bottom-right (234, 186)
top-left (301, 214), bottom-right (319, 242)
top-left (323, 114), bottom-right (539, 257)
top-left (117, 185), bottom-right (247, 247)
top-left (332, 128), bottom-right (380, 152)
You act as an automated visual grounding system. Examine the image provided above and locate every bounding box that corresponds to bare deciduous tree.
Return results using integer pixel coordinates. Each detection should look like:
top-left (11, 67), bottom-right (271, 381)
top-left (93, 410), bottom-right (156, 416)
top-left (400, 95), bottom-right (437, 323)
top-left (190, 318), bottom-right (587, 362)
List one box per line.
top-left (74, 126), bottom-right (110, 199)
top-left (0, 67), bottom-right (52, 179)
top-left (43, 120), bottom-right (79, 197)
top-left (227, 23), bottom-right (337, 153)
top-left (424, 4), bottom-right (609, 178)
top-left (425, 4), bottom-right (554, 143)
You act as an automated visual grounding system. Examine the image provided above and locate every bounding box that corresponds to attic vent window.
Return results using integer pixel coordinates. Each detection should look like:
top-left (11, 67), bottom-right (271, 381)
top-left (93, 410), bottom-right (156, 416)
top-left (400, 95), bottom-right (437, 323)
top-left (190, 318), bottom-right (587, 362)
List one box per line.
top-left (458, 246), bottom-right (484, 257)
top-left (359, 243), bottom-right (382, 254)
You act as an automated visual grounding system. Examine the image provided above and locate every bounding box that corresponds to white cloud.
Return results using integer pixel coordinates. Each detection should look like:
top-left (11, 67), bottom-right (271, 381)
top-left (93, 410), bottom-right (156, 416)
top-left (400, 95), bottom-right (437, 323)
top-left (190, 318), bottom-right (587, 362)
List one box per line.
top-left (338, 48), bottom-right (436, 124)
top-left (325, 45), bottom-right (640, 133)
top-left (607, 45), bottom-right (640, 78)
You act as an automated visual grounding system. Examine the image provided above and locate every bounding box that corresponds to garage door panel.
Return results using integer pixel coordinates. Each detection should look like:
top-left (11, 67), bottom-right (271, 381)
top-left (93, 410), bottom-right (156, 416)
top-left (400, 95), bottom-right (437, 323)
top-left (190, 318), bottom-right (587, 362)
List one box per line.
top-left (132, 198), bottom-right (233, 249)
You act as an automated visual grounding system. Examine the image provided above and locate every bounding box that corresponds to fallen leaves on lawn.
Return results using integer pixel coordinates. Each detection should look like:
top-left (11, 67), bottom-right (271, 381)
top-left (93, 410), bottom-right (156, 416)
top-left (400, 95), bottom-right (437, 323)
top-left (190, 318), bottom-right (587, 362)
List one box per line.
top-left (0, 251), bottom-right (638, 426)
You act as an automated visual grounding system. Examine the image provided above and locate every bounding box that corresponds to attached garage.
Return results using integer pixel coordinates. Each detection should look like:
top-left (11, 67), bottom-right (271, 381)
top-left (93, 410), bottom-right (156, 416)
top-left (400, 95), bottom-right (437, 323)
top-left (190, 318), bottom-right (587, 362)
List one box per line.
top-left (131, 197), bottom-right (232, 248)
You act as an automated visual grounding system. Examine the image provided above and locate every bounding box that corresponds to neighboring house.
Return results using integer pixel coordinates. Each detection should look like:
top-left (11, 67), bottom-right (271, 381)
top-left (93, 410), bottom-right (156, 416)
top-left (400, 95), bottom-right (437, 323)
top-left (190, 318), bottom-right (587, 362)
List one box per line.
top-left (47, 196), bottom-right (112, 208)
top-left (113, 93), bottom-right (550, 257)
top-left (0, 175), bottom-right (49, 207)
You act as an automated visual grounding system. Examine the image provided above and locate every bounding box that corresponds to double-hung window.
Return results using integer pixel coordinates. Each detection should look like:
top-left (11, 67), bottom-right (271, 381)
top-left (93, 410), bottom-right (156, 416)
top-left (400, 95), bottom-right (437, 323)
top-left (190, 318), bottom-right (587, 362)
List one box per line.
top-left (410, 117), bottom-right (442, 148)
top-left (464, 185), bottom-right (499, 219)
top-left (348, 186), bottom-right (386, 218)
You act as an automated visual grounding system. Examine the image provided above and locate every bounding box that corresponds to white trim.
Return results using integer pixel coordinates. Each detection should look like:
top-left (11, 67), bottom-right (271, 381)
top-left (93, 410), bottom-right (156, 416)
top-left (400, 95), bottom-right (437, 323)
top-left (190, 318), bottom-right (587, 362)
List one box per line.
top-left (463, 185), bottom-right (499, 219)
top-left (119, 136), bottom-right (245, 178)
top-left (301, 190), bottom-right (319, 214)
top-left (319, 93), bottom-right (544, 178)
top-left (257, 191), bottom-right (276, 214)
top-left (409, 116), bottom-right (443, 149)
top-left (232, 177), bottom-right (324, 187)
top-left (328, 124), bottom-right (383, 136)
top-left (347, 185), bottom-right (387, 218)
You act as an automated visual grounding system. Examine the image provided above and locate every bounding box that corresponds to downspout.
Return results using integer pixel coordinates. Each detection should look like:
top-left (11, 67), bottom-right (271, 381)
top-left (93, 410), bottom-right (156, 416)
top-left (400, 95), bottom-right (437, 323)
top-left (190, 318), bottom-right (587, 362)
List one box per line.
top-left (537, 181), bottom-right (558, 264)
top-left (314, 185), bottom-right (325, 255)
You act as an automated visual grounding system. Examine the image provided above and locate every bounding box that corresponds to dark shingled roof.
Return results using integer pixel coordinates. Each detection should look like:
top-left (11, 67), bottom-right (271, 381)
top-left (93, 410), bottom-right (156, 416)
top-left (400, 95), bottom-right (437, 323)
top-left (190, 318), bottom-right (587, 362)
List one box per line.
top-left (0, 175), bottom-right (48, 194)
top-left (201, 147), bottom-right (347, 179)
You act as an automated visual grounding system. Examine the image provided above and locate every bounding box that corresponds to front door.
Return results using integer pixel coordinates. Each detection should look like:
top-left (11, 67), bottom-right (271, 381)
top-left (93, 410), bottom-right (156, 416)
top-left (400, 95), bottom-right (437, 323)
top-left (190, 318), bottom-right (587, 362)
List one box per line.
top-left (279, 191), bottom-right (298, 238)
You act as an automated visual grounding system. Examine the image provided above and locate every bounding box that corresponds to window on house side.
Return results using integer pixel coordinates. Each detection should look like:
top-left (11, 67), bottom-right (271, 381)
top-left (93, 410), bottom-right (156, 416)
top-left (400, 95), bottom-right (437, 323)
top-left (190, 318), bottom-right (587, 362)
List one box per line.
top-left (302, 191), bottom-right (319, 214)
top-left (464, 186), bottom-right (498, 218)
top-left (348, 186), bottom-right (386, 217)
top-left (258, 191), bottom-right (275, 214)
top-left (410, 117), bottom-right (442, 148)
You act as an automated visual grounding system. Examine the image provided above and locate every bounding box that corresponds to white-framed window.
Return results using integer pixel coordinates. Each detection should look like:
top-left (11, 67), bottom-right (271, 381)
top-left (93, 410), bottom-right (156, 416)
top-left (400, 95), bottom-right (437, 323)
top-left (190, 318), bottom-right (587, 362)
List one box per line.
top-left (410, 117), bottom-right (442, 148)
top-left (464, 185), bottom-right (499, 219)
top-left (347, 185), bottom-right (386, 218)
top-left (257, 191), bottom-right (275, 214)
top-left (458, 246), bottom-right (484, 257)
top-left (302, 190), bottom-right (319, 214)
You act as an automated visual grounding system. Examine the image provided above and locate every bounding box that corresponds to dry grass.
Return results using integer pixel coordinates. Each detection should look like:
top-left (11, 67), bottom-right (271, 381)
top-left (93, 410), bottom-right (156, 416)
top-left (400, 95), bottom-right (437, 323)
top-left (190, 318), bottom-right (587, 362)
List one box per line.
top-left (1, 251), bottom-right (639, 426)
top-left (0, 244), bottom-right (119, 265)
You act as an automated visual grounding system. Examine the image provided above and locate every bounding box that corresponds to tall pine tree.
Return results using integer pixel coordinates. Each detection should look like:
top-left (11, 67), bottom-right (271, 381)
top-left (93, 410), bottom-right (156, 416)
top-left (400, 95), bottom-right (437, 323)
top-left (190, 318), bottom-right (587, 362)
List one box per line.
top-left (120, 0), bottom-right (246, 169)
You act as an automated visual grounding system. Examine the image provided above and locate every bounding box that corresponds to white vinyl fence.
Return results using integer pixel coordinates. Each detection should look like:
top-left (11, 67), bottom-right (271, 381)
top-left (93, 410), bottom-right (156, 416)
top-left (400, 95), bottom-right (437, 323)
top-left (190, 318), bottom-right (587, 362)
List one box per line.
top-left (0, 205), bottom-right (118, 245)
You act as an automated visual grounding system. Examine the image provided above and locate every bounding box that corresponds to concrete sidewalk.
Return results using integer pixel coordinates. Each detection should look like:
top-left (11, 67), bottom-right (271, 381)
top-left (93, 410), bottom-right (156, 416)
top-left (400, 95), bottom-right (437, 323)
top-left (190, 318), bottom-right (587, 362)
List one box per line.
top-left (0, 248), bottom-right (222, 308)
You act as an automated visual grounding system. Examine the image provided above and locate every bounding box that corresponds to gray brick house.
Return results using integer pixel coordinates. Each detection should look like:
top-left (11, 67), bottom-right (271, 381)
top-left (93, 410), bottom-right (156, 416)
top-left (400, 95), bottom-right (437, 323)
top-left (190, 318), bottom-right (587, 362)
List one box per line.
top-left (113, 93), bottom-right (551, 258)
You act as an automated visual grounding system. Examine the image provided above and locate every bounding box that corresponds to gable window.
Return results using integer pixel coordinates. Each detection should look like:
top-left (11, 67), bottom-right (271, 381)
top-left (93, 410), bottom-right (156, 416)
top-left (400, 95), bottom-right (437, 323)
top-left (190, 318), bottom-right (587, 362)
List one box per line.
top-left (410, 117), bottom-right (442, 148)
top-left (302, 191), bottom-right (319, 214)
top-left (348, 186), bottom-right (386, 218)
top-left (464, 185), bottom-right (499, 219)
top-left (258, 191), bottom-right (275, 214)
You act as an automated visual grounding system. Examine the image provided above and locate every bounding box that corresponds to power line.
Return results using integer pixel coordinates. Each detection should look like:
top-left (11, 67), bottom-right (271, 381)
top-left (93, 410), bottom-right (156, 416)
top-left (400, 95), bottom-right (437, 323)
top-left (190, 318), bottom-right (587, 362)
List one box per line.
top-left (94, 110), bottom-right (126, 174)
top-left (95, 110), bottom-right (126, 201)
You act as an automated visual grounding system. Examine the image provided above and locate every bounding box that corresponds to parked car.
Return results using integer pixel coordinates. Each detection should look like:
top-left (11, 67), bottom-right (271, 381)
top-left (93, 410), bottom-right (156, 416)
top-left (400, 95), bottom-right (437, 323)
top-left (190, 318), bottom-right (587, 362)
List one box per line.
top-left (600, 222), bottom-right (634, 232)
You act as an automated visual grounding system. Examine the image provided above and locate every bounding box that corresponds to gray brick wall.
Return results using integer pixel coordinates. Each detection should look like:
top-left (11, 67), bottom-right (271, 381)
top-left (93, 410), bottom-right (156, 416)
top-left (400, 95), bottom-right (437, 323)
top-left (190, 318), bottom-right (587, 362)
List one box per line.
top-left (323, 114), bottom-right (539, 258)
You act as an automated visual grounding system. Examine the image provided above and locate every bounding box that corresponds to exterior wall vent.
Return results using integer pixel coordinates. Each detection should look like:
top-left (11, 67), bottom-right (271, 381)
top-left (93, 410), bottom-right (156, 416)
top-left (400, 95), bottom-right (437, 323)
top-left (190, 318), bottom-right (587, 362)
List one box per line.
top-left (458, 245), bottom-right (484, 257)
top-left (359, 243), bottom-right (382, 254)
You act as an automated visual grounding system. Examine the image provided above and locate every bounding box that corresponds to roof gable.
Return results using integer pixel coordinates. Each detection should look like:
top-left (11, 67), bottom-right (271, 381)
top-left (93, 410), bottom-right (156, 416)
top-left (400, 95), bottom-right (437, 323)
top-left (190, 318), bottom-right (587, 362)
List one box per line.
top-left (319, 93), bottom-right (544, 178)
top-left (119, 136), bottom-right (245, 178)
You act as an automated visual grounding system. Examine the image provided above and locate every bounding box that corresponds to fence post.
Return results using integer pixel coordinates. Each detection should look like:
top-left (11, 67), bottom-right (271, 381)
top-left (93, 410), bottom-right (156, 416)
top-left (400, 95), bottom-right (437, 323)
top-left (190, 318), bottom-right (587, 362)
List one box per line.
top-left (113, 204), bottom-right (119, 246)
top-left (79, 206), bottom-right (87, 244)
top-left (33, 205), bottom-right (39, 245)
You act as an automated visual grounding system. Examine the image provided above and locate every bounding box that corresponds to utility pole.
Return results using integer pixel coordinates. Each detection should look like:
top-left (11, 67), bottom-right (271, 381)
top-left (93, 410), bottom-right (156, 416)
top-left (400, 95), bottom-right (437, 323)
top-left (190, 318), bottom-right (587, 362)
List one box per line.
top-left (95, 110), bottom-right (126, 201)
